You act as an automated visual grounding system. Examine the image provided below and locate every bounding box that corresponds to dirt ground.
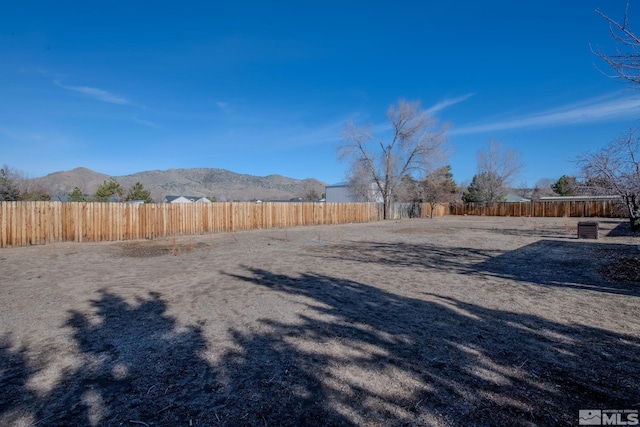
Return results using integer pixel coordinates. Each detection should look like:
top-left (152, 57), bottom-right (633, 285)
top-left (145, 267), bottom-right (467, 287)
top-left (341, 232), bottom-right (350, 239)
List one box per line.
top-left (1, 216), bottom-right (639, 426)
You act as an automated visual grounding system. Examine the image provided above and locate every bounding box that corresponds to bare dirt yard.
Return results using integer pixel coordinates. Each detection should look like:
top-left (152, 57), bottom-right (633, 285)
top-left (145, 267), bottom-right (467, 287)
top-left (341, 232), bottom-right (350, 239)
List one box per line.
top-left (1, 216), bottom-right (639, 426)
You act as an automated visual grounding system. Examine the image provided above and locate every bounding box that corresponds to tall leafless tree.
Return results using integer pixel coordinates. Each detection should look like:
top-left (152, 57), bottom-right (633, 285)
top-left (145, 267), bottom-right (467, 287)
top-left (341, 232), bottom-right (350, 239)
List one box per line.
top-left (422, 165), bottom-right (460, 218)
top-left (594, 2), bottom-right (640, 85)
top-left (337, 99), bottom-right (449, 219)
top-left (577, 128), bottom-right (640, 231)
top-left (588, 3), bottom-right (640, 231)
top-left (463, 140), bottom-right (523, 203)
top-left (530, 178), bottom-right (557, 200)
top-left (0, 164), bottom-right (50, 201)
top-left (0, 164), bottom-right (20, 201)
top-left (477, 139), bottom-right (523, 186)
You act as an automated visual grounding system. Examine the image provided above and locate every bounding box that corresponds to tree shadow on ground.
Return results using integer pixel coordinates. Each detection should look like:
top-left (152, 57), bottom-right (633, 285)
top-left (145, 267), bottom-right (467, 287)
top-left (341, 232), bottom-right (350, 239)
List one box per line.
top-left (308, 238), bottom-right (640, 297)
top-left (224, 267), bottom-right (640, 426)
top-left (1, 289), bottom-right (353, 426)
top-left (309, 240), bottom-right (501, 272)
top-left (468, 227), bottom-right (577, 239)
top-left (606, 220), bottom-right (635, 237)
top-left (5, 291), bottom-right (224, 426)
top-left (1, 269), bottom-right (639, 426)
top-left (0, 336), bottom-right (37, 425)
top-left (475, 239), bottom-right (640, 296)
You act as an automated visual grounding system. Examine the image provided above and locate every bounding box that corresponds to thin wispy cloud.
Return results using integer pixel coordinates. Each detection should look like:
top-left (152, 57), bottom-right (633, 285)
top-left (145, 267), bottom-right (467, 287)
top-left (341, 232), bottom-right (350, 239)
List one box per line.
top-left (286, 118), bottom-right (346, 146)
top-left (0, 125), bottom-right (75, 159)
top-left (54, 81), bottom-right (130, 105)
top-left (224, 116), bottom-right (346, 151)
top-left (426, 93), bottom-right (475, 115)
top-left (134, 117), bottom-right (162, 129)
top-left (364, 95), bottom-right (474, 135)
top-left (452, 93), bottom-right (640, 135)
top-left (0, 125), bottom-right (44, 141)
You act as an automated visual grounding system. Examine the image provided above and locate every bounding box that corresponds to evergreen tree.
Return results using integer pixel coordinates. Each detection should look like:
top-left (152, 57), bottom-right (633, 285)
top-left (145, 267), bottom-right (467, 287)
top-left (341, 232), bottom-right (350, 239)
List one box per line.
top-left (94, 180), bottom-right (124, 202)
top-left (304, 189), bottom-right (320, 201)
top-left (20, 189), bottom-right (51, 201)
top-left (68, 187), bottom-right (86, 202)
top-left (125, 182), bottom-right (153, 203)
top-left (551, 175), bottom-right (578, 196)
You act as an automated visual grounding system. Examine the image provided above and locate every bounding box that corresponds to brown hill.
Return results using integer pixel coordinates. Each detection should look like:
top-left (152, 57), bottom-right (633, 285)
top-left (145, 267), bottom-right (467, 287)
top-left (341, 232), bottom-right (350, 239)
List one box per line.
top-left (31, 167), bottom-right (326, 202)
top-left (32, 167), bottom-right (111, 198)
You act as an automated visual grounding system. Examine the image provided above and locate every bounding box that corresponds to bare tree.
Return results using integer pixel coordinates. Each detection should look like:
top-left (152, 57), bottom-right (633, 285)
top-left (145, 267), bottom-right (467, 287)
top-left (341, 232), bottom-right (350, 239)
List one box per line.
top-left (463, 140), bottom-right (523, 203)
top-left (462, 172), bottom-right (507, 203)
top-left (0, 165), bottom-right (20, 201)
top-left (394, 175), bottom-right (422, 203)
top-left (594, 2), bottom-right (640, 85)
top-left (514, 181), bottom-right (532, 199)
top-left (422, 165), bottom-right (460, 217)
top-left (478, 139), bottom-right (523, 186)
top-left (530, 178), bottom-right (557, 200)
top-left (577, 128), bottom-right (640, 231)
top-left (338, 99), bottom-right (449, 219)
top-left (0, 164), bottom-right (50, 201)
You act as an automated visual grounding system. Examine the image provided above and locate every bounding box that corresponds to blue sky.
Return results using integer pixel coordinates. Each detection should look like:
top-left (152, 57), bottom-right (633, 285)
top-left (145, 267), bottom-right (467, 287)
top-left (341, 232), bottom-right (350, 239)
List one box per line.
top-left (1, 0), bottom-right (639, 187)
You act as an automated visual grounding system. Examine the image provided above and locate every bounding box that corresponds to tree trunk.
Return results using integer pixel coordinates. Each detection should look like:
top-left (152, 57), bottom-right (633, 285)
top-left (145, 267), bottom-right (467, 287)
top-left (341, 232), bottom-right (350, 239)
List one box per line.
top-left (625, 194), bottom-right (640, 233)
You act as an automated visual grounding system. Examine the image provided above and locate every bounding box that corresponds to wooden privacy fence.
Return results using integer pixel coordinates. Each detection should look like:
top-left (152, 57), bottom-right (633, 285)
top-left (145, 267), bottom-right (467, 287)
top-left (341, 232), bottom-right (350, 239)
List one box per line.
top-left (386, 203), bottom-right (448, 219)
top-left (449, 200), bottom-right (625, 218)
top-left (0, 200), bottom-right (626, 247)
top-left (0, 201), bottom-right (382, 248)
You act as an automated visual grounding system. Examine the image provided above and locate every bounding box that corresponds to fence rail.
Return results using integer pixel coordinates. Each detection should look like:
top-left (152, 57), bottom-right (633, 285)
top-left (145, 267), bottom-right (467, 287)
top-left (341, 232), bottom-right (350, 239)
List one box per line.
top-left (449, 200), bottom-right (625, 218)
top-left (0, 202), bottom-right (382, 248)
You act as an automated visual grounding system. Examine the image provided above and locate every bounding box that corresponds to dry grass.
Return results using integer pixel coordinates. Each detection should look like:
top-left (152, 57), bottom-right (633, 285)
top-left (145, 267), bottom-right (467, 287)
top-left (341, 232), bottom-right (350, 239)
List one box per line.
top-left (0, 217), bottom-right (638, 426)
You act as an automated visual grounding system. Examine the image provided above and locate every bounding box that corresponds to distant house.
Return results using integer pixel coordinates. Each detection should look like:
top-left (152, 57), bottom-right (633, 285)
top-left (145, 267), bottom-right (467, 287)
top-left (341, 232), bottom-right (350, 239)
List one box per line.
top-left (268, 197), bottom-right (324, 203)
top-left (538, 195), bottom-right (620, 201)
top-left (55, 194), bottom-right (120, 202)
top-left (268, 198), bottom-right (304, 203)
top-left (325, 182), bottom-right (383, 203)
top-left (325, 183), bottom-right (351, 203)
top-left (505, 194), bottom-right (531, 203)
top-left (163, 196), bottom-right (212, 203)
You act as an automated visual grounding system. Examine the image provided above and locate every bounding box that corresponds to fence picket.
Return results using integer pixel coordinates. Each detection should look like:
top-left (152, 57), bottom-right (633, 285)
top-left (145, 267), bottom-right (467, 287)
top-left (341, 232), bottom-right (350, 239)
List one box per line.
top-left (0, 200), bottom-right (625, 248)
top-left (449, 201), bottom-right (622, 218)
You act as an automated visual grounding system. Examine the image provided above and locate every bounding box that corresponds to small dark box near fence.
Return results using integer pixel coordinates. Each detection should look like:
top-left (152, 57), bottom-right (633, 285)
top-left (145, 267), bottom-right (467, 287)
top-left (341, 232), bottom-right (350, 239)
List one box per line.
top-left (577, 221), bottom-right (599, 239)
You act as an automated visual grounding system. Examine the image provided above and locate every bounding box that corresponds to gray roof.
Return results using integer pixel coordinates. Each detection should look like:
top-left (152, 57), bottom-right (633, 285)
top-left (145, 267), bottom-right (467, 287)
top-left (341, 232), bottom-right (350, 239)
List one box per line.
top-left (505, 194), bottom-right (531, 203)
top-left (164, 195), bottom-right (210, 202)
top-left (538, 195), bottom-right (620, 201)
top-left (326, 182), bottom-right (349, 188)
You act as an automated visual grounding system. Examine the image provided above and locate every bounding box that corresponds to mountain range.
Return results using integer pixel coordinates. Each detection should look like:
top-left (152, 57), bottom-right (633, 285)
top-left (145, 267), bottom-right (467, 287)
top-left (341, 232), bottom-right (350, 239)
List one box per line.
top-left (30, 167), bottom-right (327, 202)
